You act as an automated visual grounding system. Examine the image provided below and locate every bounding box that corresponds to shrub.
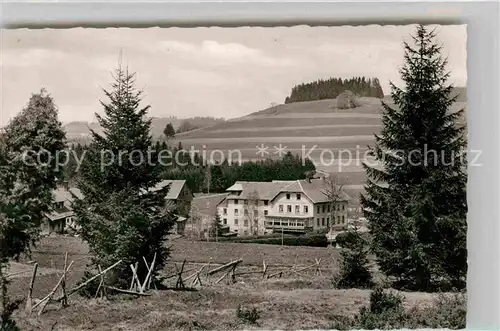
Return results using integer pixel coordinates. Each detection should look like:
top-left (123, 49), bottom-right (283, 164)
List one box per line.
top-left (236, 304), bottom-right (260, 325)
top-left (334, 229), bottom-right (373, 289)
top-left (328, 314), bottom-right (355, 331)
top-left (336, 90), bottom-right (361, 109)
top-left (329, 288), bottom-right (466, 330)
top-left (218, 233), bottom-right (328, 247)
top-left (405, 292), bottom-right (466, 329)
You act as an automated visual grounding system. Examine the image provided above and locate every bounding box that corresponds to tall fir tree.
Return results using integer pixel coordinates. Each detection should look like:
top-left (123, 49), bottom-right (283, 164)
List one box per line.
top-left (360, 25), bottom-right (467, 291)
top-left (74, 64), bottom-right (174, 286)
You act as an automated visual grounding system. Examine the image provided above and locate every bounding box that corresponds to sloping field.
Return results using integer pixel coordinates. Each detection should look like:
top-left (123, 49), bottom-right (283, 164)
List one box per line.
top-left (174, 95), bottom-right (466, 206)
top-left (12, 236), bottom-right (443, 331)
top-left (174, 98), bottom-right (382, 203)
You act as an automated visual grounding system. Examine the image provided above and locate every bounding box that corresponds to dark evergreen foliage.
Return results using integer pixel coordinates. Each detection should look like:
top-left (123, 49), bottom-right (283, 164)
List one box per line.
top-left (334, 228), bottom-right (373, 289)
top-left (163, 123), bottom-right (176, 138)
top-left (161, 150), bottom-right (316, 194)
top-left (360, 25), bottom-right (467, 291)
top-left (74, 65), bottom-right (175, 286)
top-left (284, 76), bottom-right (384, 103)
top-left (0, 90), bottom-right (66, 329)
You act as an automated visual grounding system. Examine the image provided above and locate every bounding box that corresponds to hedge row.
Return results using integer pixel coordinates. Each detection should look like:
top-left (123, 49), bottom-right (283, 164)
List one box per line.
top-left (219, 233), bottom-right (328, 247)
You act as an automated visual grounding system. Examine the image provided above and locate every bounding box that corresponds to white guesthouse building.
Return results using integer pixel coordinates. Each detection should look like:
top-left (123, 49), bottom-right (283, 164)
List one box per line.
top-left (216, 178), bottom-right (350, 236)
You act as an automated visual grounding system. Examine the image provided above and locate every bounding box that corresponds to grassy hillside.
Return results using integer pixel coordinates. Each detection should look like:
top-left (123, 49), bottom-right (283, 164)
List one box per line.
top-left (174, 89), bottom-right (466, 207)
top-left (64, 116), bottom-right (225, 141)
top-left (12, 236), bottom-right (448, 330)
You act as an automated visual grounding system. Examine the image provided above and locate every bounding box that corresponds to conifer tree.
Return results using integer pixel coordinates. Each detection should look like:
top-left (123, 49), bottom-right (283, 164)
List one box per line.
top-left (335, 227), bottom-right (373, 289)
top-left (163, 123), bottom-right (176, 139)
top-left (1, 90), bottom-right (66, 328)
top-left (361, 25), bottom-right (467, 291)
top-left (74, 65), bottom-right (174, 286)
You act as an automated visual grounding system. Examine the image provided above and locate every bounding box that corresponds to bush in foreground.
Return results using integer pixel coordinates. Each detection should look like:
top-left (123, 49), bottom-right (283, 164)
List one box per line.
top-left (334, 229), bottom-right (373, 289)
top-left (231, 233), bottom-right (329, 247)
top-left (329, 287), bottom-right (466, 330)
top-left (236, 304), bottom-right (260, 325)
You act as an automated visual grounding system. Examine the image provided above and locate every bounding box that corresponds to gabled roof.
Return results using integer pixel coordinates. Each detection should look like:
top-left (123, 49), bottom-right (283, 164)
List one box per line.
top-left (46, 187), bottom-right (76, 221)
top-left (53, 188), bottom-right (74, 203)
top-left (227, 183), bottom-right (243, 191)
top-left (69, 187), bottom-right (84, 200)
top-left (45, 208), bottom-right (74, 221)
top-left (190, 193), bottom-right (229, 218)
top-left (226, 181), bottom-right (291, 200)
top-left (298, 178), bottom-right (350, 203)
top-left (148, 180), bottom-right (187, 200)
top-left (222, 178), bottom-right (350, 204)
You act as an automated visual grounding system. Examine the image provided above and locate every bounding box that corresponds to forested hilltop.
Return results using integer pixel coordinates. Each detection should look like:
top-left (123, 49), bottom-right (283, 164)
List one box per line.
top-left (284, 77), bottom-right (385, 103)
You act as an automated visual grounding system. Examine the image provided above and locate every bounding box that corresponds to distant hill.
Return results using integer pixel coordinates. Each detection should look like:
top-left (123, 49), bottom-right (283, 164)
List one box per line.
top-left (174, 89), bottom-right (467, 206)
top-left (64, 116), bottom-right (225, 141)
top-left (284, 76), bottom-right (385, 104)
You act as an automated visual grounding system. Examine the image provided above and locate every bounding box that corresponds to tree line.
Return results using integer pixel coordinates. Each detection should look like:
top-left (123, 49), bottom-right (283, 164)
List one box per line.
top-left (61, 141), bottom-right (316, 195)
top-left (284, 76), bottom-right (385, 104)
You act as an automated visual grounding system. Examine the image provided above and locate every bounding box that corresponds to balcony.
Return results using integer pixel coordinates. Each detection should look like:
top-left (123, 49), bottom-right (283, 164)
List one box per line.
top-left (264, 216), bottom-right (313, 233)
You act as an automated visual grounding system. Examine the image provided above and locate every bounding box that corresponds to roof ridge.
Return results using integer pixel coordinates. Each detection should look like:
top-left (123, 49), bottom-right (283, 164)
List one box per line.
top-left (297, 179), bottom-right (304, 192)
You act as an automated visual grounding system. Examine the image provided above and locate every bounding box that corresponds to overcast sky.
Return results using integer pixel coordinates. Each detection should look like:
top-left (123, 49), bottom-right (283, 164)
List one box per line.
top-left (1, 25), bottom-right (466, 125)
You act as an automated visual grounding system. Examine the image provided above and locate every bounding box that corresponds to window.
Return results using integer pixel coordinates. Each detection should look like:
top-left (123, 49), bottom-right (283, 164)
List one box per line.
top-left (317, 218), bottom-right (320, 226)
top-left (296, 193), bottom-right (301, 200)
top-left (279, 205), bottom-right (284, 213)
top-left (282, 222), bottom-right (289, 227)
top-left (264, 210), bottom-right (268, 216)
top-left (244, 200), bottom-right (248, 205)
top-left (234, 209), bottom-right (239, 216)
top-left (235, 218), bottom-right (239, 225)
top-left (244, 209), bottom-right (249, 215)
top-left (322, 218), bottom-right (325, 226)
top-left (264, 200), bottom-right (269, 206)
top-left (327, 204), bottom-right (331, 213)
top-left (295, 205), bottom-right (300, 214)
top-left (274, 221), bottom-right (280, 226)
top-left (286, 193), bottom-right (291, 200)
top-left (304, 205), bottom-right (308, 213)
top-left (244, 219), bottom-right (248, 227)
top-left (322, 205), bottom-right (326, 213)
top-left (223, 218), bottom-right (227, 225)
top-left (342, 204), bottom-right (345, 211)
top-left (337, 216), bottom-right (341, 224)
top-left (327, 217), bottom-right (330, 226)
top-left (317, 206), bottom-right (320, 213)
top-left (342, 215), bottom-right (345, 223)
top-left (223, 208), bottom-right (227, 215)
top-left (287, 205), bottom-right (292, 213)
top-left (233, 199), bottom-right (238, 204)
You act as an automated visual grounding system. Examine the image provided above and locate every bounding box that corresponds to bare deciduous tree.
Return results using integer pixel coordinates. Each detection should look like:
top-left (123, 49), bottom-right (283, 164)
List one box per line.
top-left (244, 190), bottom-right (260, 236)
top-left (321, 174), bottom-right (346, 231)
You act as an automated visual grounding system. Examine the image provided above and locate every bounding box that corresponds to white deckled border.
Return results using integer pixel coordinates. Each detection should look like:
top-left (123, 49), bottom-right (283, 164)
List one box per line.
top-left (0, 1), bottom-right (498, 330)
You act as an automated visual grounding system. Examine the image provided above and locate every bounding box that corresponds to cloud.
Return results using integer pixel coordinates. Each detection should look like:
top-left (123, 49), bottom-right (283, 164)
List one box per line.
top-left (1, 48), bottom-right (67, 68)
top-left (153, 40), bottom-right (295, 67)
top-left (201, 40), bottom-right (260, 58)
top-left (158, 40), bottom-right (197, 53)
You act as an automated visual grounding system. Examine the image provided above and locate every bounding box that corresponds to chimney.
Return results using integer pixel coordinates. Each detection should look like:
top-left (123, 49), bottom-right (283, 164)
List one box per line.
top-left (62, 180), bottom-right (70, 190)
